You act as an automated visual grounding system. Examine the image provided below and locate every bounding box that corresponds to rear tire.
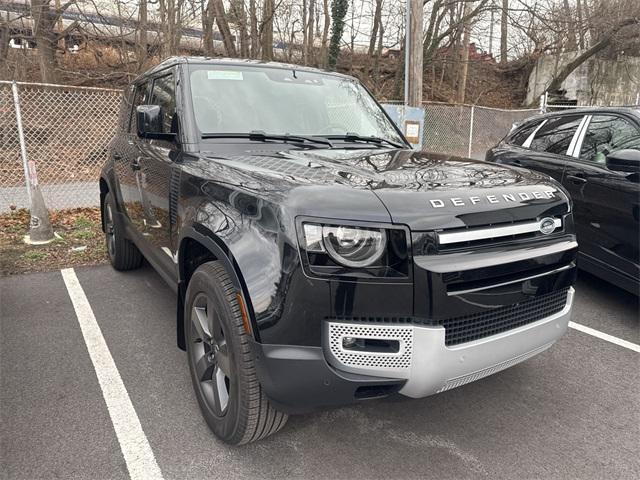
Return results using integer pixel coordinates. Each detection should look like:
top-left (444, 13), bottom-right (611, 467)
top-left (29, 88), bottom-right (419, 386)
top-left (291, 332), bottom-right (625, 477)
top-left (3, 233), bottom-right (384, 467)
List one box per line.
top-left (103, 192), bottom-right (143, 271)
top-left (185, 261), bottom-right (288, 445)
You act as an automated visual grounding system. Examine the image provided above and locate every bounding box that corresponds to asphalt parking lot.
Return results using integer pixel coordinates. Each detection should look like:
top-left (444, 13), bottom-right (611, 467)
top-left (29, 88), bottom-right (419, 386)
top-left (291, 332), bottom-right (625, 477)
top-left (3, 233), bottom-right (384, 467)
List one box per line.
top-left (1, 264), bottom-right (638, 480)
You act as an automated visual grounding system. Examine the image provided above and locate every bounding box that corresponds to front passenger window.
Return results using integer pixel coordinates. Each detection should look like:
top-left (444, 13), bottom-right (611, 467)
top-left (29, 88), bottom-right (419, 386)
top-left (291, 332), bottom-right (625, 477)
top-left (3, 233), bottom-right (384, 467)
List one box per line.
top-left (580, 115), bottom-right (640, 164)
top-left (529, 115), bottom-right (583, 155)
top-left (150, 74), bottom-right (177, 134)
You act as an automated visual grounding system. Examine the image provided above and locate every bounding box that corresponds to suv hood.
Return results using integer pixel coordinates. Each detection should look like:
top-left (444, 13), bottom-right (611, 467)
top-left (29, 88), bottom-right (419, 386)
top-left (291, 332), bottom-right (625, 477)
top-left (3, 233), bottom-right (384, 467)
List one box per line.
top-left (206, 148), bottom-right (570, 230)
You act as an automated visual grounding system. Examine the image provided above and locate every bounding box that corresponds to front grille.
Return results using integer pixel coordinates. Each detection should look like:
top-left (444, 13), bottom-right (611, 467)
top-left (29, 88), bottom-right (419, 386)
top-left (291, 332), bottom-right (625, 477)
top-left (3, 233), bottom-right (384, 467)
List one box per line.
top-left (439, 288), bottom-right (569, 346)
top-left (419, 218), bottom-right (565, 255)
top-left (325, 288), bottom-right (569, 348)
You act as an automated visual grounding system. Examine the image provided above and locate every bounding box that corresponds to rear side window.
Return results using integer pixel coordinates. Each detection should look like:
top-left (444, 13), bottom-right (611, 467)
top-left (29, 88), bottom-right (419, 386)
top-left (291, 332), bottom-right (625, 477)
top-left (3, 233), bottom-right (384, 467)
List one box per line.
top-left (580, 115), bottom-right (640, 164)
top-left (150, 74), bottom-right (177, 134)
top-left (508, 120), bottom-right (542, 146)
top-left (529, 115), bottom-right (583, 155)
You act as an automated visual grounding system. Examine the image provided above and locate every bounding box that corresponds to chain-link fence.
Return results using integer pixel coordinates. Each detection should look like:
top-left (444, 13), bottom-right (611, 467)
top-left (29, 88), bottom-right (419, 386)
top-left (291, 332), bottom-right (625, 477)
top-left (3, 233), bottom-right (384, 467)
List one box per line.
top-left (0, 81), bottom-right (540, 213)
top-left (421, 103), bottom-right (539, 159)
top-left (0, 81), bottom-right (121, 212)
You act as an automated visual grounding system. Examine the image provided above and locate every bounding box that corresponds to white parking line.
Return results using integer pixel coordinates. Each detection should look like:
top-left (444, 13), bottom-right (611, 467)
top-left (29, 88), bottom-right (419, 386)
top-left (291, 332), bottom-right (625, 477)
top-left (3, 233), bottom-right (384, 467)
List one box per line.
top-left (61, 268), bottom-right (164, 480)
top-left (569, 321), bottom-right (640, 353)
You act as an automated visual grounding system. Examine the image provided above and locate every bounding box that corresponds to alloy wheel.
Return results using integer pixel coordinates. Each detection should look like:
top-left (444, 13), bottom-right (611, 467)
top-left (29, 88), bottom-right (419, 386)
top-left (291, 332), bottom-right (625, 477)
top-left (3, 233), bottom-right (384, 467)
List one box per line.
top-left (190, 293), bottom-right (232, 417)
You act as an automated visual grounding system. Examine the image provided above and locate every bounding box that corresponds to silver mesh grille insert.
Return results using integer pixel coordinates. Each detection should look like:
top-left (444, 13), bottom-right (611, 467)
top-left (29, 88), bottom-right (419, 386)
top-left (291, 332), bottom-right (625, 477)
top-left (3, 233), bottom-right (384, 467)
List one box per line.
top-left (436, 342), bottom-right (553, 393)
top-left (326, 323), bottom-right (413, 373)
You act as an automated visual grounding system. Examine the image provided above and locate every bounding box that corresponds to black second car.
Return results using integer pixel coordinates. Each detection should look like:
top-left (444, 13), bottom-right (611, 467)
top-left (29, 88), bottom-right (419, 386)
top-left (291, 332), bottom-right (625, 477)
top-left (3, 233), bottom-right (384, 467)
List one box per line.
top-left (487, 108), bottom-right (640, 295)
top-left (100, 57), bottom-right (577, 444)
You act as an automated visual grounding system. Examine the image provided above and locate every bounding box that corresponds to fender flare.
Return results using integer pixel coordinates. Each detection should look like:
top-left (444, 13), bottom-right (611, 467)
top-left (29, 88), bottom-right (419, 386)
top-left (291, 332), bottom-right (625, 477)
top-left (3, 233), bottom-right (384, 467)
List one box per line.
top-left (176, 223), bottom-right (260, 350)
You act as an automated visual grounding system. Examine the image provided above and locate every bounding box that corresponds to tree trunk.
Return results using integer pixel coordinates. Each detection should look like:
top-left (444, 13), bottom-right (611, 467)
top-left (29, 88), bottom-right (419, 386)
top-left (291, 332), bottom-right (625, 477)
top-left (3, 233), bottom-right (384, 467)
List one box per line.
top-left (319, 0), bottom-right (330, 67)
top-left (576, 0), bottom-right (585, 50)
top-left (302, 0), bottom-right (308, 64)
top-left (0, 13), bottom-right (9, 75)
top-left (31, 0), bottom-right (58, 83)
top-left (307, 0), bottom-right (315, 65)
top-left (202, 0), bottom-right (215, 56)
top-left (230, 0), bottom-right (249, 57)
top-left (546, 17), bottom-right (638, 93)
top-left (366, 0), bottom-right (382, 77)
top-left (563, 0), bottom-right (577, 51)
top-left (249, 0), bottom-right (259, 58)
top-left (138, 0), bottom-right (148, 66)
top-left (261, 0), bottom-right (274, 61)
top-left (214, 0), bottom-right (237, 57)
top-left (500, 0), bottom-right (508, 64)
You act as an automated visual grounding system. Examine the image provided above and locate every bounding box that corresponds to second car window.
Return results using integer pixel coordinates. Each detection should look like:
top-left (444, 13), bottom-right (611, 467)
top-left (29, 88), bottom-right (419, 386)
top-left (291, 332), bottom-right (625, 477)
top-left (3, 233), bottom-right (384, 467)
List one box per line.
top-left (580, 115), bottom-right (640, 164)
top-left (529, 115), bottom-right (583, 155)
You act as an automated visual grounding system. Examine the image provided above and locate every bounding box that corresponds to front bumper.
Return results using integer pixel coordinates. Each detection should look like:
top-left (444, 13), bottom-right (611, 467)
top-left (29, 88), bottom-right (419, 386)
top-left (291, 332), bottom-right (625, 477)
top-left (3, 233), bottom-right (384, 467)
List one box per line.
top-left (325, 287), bottom-right (574, 398)
top-left (252, 288), bottom-right (573, 413)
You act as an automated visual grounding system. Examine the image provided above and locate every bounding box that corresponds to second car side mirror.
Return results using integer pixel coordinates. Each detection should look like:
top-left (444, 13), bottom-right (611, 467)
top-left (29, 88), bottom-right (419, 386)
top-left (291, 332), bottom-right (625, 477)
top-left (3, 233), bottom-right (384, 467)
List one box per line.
top-left (605, 149), bottom-right (640, 174)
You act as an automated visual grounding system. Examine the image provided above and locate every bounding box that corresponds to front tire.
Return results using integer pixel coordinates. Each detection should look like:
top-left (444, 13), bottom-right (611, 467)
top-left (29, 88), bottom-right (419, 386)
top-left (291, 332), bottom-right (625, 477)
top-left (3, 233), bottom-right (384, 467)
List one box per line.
top-left (103, 192), bottom-right (143, 271)
top-left (185, 261), bottom-right (287, 445)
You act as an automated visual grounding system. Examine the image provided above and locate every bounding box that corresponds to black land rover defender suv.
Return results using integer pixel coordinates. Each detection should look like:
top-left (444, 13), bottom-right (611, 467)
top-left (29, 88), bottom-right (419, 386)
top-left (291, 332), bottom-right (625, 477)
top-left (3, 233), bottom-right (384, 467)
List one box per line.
top-left (100, 57), bottom-right (577, 445)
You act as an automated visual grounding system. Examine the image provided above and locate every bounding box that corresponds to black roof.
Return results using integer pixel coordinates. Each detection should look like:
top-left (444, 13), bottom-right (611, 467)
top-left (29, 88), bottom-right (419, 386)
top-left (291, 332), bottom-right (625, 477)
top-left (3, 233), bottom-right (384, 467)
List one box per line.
top-left (521, 106), bottom-right (640, 124)
top-left (132, 56), bottom-right (354, 84)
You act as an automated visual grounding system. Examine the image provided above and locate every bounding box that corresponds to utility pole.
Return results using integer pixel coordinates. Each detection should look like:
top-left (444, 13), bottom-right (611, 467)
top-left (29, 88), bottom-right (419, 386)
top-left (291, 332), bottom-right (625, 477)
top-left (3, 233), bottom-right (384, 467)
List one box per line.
top-left (456, 1), bottom-right (472, 104)
top-left (405, 0), bottom-right (423, 107)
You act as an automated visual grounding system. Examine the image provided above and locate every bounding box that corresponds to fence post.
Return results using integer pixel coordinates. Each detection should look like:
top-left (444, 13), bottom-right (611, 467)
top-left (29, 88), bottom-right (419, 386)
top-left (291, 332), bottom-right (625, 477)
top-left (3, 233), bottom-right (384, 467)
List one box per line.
top-left (11, 81), bottom-right (55, 244)
top-left (12, 81), bottom-right (32, 207)
top-left (467, 105), bottom-right (474, 158)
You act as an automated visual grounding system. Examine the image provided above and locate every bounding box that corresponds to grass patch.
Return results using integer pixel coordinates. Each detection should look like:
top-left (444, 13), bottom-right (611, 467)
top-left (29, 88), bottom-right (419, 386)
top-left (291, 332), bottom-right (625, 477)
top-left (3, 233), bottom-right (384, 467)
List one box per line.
top-left (22, 250), bottom-right (48, 261)
top-left (1, 207), bottom-right (107, 276)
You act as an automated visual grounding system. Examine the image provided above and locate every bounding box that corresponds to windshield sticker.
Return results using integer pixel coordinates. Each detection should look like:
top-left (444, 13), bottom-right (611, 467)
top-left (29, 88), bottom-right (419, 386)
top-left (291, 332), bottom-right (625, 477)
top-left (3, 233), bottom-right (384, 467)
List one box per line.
top-left (207, 70), bottom-right (243, 80)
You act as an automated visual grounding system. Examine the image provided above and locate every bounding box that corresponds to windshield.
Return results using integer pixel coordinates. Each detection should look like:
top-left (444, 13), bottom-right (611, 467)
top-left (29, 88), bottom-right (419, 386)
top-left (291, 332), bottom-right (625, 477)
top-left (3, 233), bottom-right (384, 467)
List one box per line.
top-left (189, 65), bottom-right (404, 144)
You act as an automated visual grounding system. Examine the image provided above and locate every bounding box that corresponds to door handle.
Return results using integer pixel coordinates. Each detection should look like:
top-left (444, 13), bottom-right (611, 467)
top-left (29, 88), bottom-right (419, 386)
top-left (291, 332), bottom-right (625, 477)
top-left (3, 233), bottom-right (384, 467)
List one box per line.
top-left (131, 159), bottom-right (141, 171)
top-left (566, 174), bottom-right (587, 184)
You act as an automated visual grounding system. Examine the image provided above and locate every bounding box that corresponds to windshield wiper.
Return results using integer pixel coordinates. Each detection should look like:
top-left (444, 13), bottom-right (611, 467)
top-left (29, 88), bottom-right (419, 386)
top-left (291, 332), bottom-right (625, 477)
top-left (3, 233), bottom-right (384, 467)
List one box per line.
top-left (325, 133), bottom-right (406, 149)
top-left (201, 131), bottom-right (333, 148)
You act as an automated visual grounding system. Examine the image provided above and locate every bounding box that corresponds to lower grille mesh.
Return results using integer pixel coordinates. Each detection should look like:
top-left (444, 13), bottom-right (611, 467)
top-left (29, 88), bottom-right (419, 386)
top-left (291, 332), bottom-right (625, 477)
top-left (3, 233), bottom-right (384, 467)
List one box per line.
top-left (326, 289), bottom-right (570, 348)
top-left (440, 288), bottom-right (569, 346)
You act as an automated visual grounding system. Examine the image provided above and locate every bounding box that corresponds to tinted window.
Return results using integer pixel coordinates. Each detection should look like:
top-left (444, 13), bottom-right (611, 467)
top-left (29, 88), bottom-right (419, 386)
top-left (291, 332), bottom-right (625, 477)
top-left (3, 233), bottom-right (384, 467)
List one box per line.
top-left (508, 120), bottom-right (542, 146)
top-left (188, 65), bottom-right (404, 144)
top-left (529, 115), bottom-right (583, 155)
top-left (129, 82), bottom-right (149, 133)
top-left (580, 115), bottom-right (640, 164)
top-left (150, 74), bottom-right (176, 134)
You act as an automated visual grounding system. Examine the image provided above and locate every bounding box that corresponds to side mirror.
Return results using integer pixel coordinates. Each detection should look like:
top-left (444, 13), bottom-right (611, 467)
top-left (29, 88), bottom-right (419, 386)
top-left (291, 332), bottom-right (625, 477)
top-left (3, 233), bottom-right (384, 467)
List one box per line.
top-left (136, 105), bottom-right (176, 140)
top-left (606, 149), bottom-right (640, 174)
top-left (136, 104), bottom-right (162, 137)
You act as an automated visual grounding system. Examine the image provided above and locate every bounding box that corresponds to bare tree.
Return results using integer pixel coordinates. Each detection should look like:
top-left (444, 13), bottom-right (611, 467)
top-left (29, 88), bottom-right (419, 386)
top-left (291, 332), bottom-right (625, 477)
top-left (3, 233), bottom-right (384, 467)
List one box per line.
top-left (546, 16), bottom-right (639, 92)
top-left (0, 11), bottom-right (10, 74)
top-left (319, 0), bottom-right (330, 66)
top-left (201, 1), bottom-right (215, 56)
top-left (213, 0), bottom-right (237, 56)
top-left (249, 0), bottom-right (259, 57)
top-left (261, 0), bottom-right (275, 61)
top-left (30, 0), bottom-right (79, 83)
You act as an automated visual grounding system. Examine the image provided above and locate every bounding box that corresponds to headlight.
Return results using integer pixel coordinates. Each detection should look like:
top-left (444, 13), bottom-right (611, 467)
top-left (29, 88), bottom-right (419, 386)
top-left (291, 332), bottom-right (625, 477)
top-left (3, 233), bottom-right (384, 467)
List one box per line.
top-left (303, 223), bottom-right (387, 268)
